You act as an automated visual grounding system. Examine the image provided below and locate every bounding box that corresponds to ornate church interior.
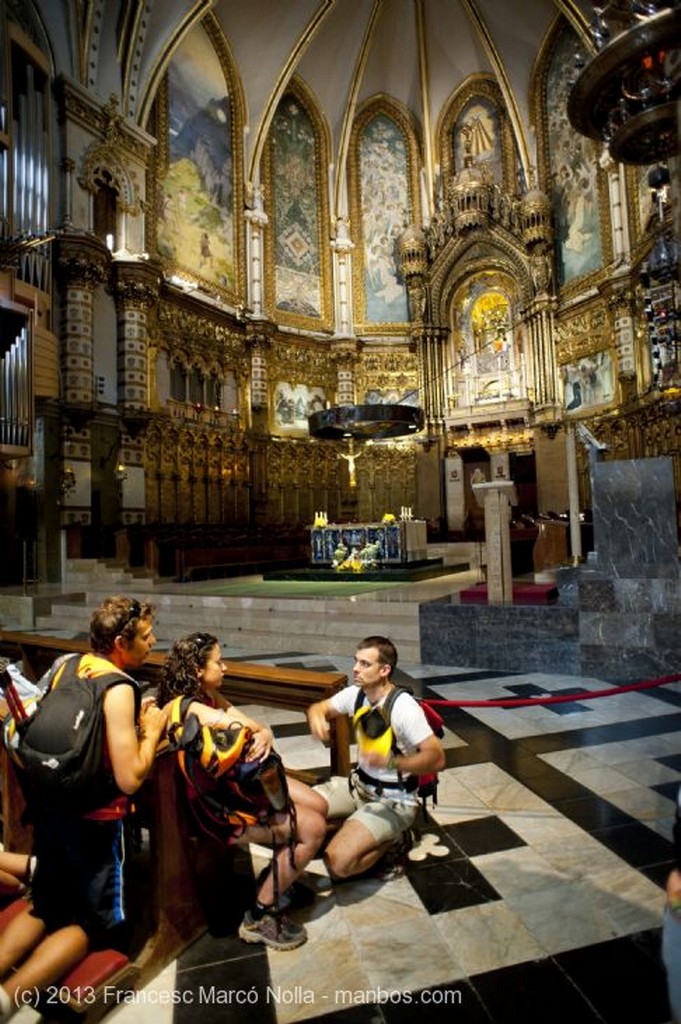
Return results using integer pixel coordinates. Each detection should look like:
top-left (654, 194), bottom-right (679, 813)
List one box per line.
top-left (0, 1), bottom-right (680, 1022)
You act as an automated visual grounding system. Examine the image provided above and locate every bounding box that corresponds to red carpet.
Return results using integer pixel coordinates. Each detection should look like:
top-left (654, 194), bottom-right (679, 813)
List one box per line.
top-left (460, 581), bottom-right (558, 605)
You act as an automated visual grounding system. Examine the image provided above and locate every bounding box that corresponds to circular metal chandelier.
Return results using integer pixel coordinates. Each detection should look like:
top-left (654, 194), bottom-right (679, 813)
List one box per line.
top-left (308, 404), bottom-right (425, 440)
top-left (567, 3), bottom-right (681, 164)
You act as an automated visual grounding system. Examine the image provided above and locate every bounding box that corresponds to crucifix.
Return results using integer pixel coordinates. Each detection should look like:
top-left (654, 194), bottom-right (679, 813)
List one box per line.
top-left (338, 437), bottom-right (364, 488)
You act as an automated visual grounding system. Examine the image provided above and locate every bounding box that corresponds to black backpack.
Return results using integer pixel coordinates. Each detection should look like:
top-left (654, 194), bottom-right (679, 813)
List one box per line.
top-left (353, 686), bottom-right (445, 808)
top-left (2, 653), bottom-right (140, 816)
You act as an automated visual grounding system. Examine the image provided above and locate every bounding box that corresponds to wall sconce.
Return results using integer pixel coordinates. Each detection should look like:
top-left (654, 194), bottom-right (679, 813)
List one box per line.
top-left (115, 460), bottom-right (128, 482)
top-left (59, 465), bottom-right (76, 496)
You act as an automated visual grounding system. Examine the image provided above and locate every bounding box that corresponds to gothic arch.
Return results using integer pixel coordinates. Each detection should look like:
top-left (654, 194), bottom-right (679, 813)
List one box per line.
top-left (431, 232), bottom-right (533, 326)
top-left (80, 140), bottom-right (141, 215)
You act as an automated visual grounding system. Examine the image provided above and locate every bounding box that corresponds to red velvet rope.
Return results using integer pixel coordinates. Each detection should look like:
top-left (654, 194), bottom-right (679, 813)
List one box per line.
top-left (423, 672), bottom-right (681, 709)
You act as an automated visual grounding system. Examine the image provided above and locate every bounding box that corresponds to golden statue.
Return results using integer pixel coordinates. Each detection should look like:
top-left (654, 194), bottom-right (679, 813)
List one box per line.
top-left (338, 438), bottom-right (364, 488)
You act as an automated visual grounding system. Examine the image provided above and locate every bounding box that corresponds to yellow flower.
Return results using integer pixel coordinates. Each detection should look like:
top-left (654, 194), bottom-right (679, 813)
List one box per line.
top-left (382, 512), bottom-right (396, 523)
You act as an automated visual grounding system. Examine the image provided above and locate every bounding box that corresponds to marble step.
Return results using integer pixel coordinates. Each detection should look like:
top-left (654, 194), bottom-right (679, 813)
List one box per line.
top-left (35, 594), bottom-right (421, 660)
top-left (64, 559), bottom-right (156, 591)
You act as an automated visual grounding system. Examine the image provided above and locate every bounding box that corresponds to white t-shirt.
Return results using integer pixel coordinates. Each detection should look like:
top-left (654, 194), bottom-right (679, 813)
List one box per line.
top-left (330, 684), bottom-right (433, 788)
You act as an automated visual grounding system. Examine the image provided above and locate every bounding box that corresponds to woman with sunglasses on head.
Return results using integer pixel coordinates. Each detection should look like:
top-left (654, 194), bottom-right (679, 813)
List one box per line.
top-left (158, 632), bottom-right (327, 952)
top-left (0, 595), bottom-right (168, 1024)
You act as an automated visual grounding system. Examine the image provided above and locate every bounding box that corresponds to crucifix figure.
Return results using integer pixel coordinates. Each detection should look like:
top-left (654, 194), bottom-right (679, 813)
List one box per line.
top-left (338, 437), bottom-right (364, 489)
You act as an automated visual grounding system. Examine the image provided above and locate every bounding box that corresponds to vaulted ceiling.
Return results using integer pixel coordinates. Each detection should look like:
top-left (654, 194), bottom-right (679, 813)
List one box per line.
top-left (35, 0), bottom-right (594, 197)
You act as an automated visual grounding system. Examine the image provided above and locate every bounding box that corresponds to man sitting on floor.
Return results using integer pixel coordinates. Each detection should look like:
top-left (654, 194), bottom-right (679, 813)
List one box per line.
top-left (307, 635), bottom-right (444, 880)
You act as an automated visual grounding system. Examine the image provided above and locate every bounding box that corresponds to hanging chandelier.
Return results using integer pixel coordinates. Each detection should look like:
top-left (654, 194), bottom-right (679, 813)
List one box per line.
top-left (567, 2), bottom-right (681, 163)
top-left (308, 404), bottom-right (424, 440)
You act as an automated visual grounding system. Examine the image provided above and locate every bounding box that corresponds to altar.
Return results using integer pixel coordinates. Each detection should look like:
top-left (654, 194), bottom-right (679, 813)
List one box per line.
top-left (310, 520), bottom-right (428, 565)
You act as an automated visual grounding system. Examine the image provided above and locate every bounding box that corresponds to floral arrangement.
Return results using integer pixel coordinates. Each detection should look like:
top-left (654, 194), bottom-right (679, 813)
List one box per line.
top-left (381, 512), bottom-right (396, 523)
top-left (333, 541), bottom-right (381, 572)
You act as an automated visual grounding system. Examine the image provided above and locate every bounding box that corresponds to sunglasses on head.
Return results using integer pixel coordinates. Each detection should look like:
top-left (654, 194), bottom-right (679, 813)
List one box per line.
top-left (119, 599), bottom-right (142, 632)
top-left (192, 633), bottom-right (216, 650)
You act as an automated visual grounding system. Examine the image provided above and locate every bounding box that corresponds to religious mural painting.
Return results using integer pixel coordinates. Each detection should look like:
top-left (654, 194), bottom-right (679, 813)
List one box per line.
top-left (546, 30), bottom-right (603, 286)
top-left (273, 382), bottom-right (326, 433)
top-left (363, 388), bottom-right (420, 406)
top-left (561, 350), bottom-right (615, 412)
top-left (272, 94), bottom-right (322, 318)
top-left (359, 114), bottom-right (410, 324)
top-left (453, 96), bottom-right (503, 183)
top-left (156, 27), bottom-right (235, 292)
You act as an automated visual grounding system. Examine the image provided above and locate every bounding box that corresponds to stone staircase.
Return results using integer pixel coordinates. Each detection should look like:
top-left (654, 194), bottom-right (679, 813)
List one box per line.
top-left (31, 559), bottom-right (422, 662)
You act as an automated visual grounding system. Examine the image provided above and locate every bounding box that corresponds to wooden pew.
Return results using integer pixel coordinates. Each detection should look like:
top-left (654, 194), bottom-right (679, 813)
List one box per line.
top-left (0, 745), bottom-right (210, 1012)
top-left (0, 629), bottom-right (350, 1012)
top-left (0, 629), bottom-right (351, 775)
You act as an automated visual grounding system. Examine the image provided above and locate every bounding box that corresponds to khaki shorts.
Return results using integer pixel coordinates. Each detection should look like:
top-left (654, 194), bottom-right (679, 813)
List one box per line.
top-left (314, 772), bottom-right (418, 845)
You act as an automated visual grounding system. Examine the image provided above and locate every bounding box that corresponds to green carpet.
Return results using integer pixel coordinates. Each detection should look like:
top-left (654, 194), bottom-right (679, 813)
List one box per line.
top-left (186, 579), bottom-right (406, 597)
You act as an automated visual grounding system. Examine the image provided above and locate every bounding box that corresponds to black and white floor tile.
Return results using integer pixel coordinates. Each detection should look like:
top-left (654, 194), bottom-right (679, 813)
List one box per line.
top-left (13, 652), bottom-right (678, 1024)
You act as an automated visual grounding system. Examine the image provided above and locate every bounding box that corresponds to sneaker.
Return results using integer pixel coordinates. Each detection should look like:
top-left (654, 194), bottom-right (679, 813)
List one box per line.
top-left (238, 909), bottom-right (307, 951)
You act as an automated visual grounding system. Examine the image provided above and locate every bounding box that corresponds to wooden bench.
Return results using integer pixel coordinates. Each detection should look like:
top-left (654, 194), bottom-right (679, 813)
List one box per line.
top-left (0, 629), bottom-right (350, 776)
top-left (0, 745), bottom-right (214, 1017)
top-left (0, 629), bottom-right (350, 1015)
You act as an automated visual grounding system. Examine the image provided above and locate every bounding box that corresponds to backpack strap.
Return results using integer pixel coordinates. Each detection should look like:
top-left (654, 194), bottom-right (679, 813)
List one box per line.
top-left (48, 654), bottom-right (142, 718)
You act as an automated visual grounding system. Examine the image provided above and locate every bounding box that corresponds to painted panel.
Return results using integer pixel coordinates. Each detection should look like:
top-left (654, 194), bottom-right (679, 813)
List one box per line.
top-left (561, 350), bottom-right (615, 412)
top-left (157, 28), bottom-right (235, 291)
top-left (454, 97), bottom-right (503, 183)
top-left (360, 115), bottom-right (410, 323)
top-left (273, 382), bottom-right (326, 433)
top-left (272, 96), bottom-right (321, 317)
top-left (547, 32), bottom-right (603, 285)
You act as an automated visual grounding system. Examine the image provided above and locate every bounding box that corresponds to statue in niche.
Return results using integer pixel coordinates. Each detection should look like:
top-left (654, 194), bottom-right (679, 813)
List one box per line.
top-left (531, 251), bottom-right (552, 295)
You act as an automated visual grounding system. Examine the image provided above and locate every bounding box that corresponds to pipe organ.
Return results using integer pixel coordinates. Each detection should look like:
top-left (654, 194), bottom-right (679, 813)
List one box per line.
top-left (0, 306), bottom-right (31, 451)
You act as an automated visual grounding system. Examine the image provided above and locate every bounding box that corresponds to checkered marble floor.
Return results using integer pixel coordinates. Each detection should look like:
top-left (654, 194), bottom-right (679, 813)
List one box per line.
top-left (13, 650), bottom-right (678, 1024)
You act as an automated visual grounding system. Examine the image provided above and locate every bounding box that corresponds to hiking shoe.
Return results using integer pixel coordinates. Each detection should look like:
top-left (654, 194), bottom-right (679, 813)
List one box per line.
top-left (238, 909), bottom-right (307, 950)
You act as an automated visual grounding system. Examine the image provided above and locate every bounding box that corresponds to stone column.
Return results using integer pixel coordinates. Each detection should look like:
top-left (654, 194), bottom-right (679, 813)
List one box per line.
top-left (330, 340), bottom-right (360, 406)
top-left (246, 325), bottom-right (273, 419)
top-left (472, 479), bottom-right (518, 604)
top-left (245, 184), bottom-right (268, 318)
top-left (55, 234), bottom-right (108, 529)
top-left (331, 216), bottom-right (355, 336)
top-left (608, 283), bottom-right (636, 393)
top-left (111, 259), bottom-right (161, 524)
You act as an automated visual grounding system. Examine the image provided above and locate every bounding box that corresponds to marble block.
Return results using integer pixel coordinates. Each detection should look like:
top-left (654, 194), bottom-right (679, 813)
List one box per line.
top-left (592, 457), bottom-right (679, 578)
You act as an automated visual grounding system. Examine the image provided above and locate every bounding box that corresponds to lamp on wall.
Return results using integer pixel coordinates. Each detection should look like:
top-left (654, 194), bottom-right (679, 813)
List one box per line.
top-left (58, 464), bottom-right (76, 496)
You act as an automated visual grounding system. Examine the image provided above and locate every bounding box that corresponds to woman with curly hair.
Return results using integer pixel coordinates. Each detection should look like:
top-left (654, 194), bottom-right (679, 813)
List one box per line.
top-left (158, 632), bottom-right (327, 951)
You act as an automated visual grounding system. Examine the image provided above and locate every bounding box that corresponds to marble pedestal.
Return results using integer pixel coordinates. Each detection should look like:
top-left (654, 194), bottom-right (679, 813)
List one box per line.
top-left (421, 458), bottom-right (680, 683)
top-left (472, 480), bottom-right (518, 604)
